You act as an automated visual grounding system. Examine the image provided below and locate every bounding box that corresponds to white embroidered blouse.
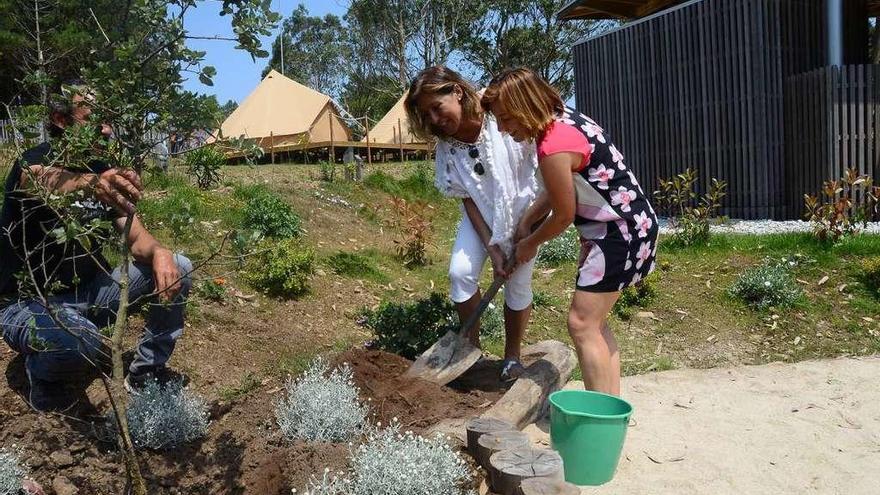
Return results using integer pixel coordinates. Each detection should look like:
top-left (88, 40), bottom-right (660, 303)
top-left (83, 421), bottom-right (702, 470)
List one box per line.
top-left (434, 114), bottom-right (539, 253)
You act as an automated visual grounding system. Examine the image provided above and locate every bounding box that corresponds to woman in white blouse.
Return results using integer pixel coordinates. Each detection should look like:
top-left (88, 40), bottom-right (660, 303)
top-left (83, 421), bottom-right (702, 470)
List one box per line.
top-left (404, 66), bottom-right (540, 382)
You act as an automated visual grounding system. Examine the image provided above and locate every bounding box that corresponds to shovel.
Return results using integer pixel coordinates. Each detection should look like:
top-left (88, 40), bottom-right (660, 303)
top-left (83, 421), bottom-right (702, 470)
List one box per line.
top-left (404, 275), bottom-right (505, 385)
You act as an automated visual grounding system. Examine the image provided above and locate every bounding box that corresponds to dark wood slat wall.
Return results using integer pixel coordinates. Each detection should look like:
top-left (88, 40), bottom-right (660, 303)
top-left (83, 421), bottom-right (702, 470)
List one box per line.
top-left (784, 65), bottom-right (880, 218)
top-left (572, 0), bottom-right (874, 219)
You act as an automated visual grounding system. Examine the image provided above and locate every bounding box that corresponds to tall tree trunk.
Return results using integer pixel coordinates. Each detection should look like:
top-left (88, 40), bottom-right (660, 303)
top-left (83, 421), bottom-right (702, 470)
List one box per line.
top-left (397, 0), bottom-right (408, 87)
top-left (34, 0), bottom-right (47, 142)
top-left (106, 215), bottom-right (147, 495)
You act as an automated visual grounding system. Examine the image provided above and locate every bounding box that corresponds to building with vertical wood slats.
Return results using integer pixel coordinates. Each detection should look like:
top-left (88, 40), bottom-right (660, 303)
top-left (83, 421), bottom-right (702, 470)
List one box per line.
top-left (560, 0), bottom-right (879, 219)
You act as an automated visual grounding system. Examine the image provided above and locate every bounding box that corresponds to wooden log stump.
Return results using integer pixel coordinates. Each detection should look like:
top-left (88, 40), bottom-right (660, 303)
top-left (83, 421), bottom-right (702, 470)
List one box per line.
top-left (483, 341), bottom-right (577, 429)
top-left (476, 430), bottom-right (530, 472)
top-left (489, 447), bottom-right (564, 495)
top-left (518, 477), bottom-right (579, 495)
top-left (466, 416), bottom-right (516, 457)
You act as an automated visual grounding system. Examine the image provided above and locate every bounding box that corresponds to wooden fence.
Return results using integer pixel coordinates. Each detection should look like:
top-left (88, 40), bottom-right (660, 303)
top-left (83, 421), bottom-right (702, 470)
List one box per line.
top-left (571, 0), bottom-right (871, 219)
top-left (784, 64), bottom-right (880, 218)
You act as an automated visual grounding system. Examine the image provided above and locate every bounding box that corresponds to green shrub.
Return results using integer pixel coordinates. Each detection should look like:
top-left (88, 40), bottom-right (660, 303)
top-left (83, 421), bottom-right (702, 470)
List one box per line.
top-left (667, 214), bottom-right (710, 248)
top-left (364, 162), bottom-right (441, 202)
top-left (364, 170), bottom-right (401, 196)
top-left (326, 251), bottom-right (388, 282)
top-left (361, 293), bottom-right (457, 359)
top-left (184, 145), bottom-right (226, 190)
top-left (859, 257), bottom-right (880, 294)
top-left (387, 197), bottom-right (432, 268)
top-left (319, 161), bottom-right (336, 182)
top-left (804, 168), bottom-right (880, 243)
top-left (397, 162), bottom-right (439, 200)
top-left (241, 188), bottom-right (302, 239)
top-left (729, 260), bottom-right (803, 310)
top-left (231, 229), bottom-right (264, 267)
top-left (195, 277), bottom-right (228, 303)
top-left (538, 227), bottom-right (580, 266)
top-left (614, 276), bottom-right (658, 319)
top-left (247, 238), bottom-right (315, 299)
top-left (654, 168), bottom-right (727, 248)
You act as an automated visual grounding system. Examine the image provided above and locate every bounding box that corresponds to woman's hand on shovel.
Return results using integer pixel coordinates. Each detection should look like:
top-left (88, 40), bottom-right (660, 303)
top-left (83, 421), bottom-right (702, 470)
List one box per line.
top-left (514, 237), bottom-right (539, 267)
top-left (488, 245), bottom-right (510, 279)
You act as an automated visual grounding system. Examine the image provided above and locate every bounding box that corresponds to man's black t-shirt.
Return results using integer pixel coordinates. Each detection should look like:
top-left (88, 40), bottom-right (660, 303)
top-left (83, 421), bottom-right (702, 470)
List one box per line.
top-left (0, 143), bottom-right (114, 297)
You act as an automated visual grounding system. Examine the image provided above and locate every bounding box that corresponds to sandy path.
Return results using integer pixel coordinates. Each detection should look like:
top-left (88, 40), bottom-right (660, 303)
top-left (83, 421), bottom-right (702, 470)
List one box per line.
top-left (522, 356), bottom-right (880, 494)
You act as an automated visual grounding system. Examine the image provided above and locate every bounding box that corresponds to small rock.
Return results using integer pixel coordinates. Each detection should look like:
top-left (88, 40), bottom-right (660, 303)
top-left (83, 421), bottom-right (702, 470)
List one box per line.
top-left (21, 479), bottom-right (45, 495)
top-left (68, 443), bottom-right (87, 454)
top-left (315, 269), bottom-right (327, 277)
top-left (52, 476), bottom-right (78, 495)
top-left (50, 450), bottom-right (75, 468)
top-left (634, 311), bottom-right (656, 320)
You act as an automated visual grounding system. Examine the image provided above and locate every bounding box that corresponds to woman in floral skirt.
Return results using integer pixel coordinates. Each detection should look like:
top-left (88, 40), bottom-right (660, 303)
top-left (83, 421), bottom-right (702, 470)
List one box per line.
top-left (482, 68), bottom-right (659, 395)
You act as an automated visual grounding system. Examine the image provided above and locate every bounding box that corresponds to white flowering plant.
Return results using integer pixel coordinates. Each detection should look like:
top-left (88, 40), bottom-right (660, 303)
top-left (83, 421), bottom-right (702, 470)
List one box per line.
top-left (0, 447), bottom-right (26, 495)
top-left (120, 379), bottom-right (210, 450)
top-left (348, 420), bottom-right (473, 495)
top-left (275, 358), bottom-right (369, 443)
top-left (295, 469), bottom-right (353, 495)
top-left (728, 258), bottom-right (804, 310)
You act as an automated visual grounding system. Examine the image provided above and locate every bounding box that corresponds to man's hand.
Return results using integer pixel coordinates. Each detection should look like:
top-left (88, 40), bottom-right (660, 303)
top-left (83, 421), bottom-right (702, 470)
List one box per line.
top-left (152, 248), bottom-right (181, 302)
top-left (92, 168), bottom-right (142, 215)
top-left (487, 244), bottom-right (509, 279)
top-left (514, 237), bottom-right (539, 267)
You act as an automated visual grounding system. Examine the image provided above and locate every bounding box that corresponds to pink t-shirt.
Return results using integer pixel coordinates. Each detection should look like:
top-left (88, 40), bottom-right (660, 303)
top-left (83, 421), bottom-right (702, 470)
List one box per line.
top-left (537, 121), bottom-right (592, 172)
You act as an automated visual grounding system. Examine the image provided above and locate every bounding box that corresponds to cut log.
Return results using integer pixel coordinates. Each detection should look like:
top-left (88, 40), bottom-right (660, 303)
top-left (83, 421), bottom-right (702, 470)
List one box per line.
top-left (476, 430), bottom-right (530, 471)
top-left (518, 477), bottom-right (579, 495)
top-left (466, 416), bottom-right (516, 457)
top-left (483, 340), bottom-right (577, 429)
top-left (489, 447), bottom-right (564, 495)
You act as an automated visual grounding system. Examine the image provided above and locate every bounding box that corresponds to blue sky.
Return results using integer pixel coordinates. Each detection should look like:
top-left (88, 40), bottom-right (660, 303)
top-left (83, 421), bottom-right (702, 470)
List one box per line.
top-left (182, 1), bottom-right (348, 104)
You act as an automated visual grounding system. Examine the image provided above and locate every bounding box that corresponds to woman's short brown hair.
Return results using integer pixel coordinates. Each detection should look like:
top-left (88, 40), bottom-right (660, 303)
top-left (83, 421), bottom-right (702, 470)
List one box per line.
top-left (404, 66), bottom-right (482, 141)
top-left (481, 68), bottom-right (564, 139)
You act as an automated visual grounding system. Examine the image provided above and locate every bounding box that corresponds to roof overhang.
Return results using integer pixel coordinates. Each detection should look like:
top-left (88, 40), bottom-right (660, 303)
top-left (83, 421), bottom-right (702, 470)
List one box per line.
top-left (557, 0), bottom-right (689, 20)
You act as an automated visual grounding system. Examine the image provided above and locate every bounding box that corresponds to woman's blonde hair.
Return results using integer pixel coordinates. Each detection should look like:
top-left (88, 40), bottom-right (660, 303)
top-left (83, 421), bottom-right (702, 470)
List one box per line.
top-left (404, 66), bottom-right (482, 141)
top-left (481, 68), bottom-right (564, 139)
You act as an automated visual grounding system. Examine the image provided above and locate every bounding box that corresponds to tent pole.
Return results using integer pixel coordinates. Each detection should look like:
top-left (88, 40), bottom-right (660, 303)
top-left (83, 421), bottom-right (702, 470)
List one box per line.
top-left (270, 131), bottom-right (274, 164)
top-left (365, 116), bottom-right (372, 167)
top-left (398, 118), bottom-right (404, 163)
top-left (329, 110), bottom-right (335, 163)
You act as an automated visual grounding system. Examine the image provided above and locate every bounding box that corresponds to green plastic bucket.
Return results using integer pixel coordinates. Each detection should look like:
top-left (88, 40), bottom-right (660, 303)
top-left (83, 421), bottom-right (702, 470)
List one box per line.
top-left (549, 389), bottom-right (633, 486)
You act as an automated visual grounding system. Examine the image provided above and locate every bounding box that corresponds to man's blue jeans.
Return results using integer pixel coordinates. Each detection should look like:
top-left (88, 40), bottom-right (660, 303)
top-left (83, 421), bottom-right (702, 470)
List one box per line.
top-left (1, 254), bottom-right (192, 383)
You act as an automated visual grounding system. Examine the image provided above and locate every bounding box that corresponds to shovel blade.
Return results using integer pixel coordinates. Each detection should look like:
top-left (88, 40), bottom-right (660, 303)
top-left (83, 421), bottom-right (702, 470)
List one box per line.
top-left (404, 330), bottom-right (482, 385)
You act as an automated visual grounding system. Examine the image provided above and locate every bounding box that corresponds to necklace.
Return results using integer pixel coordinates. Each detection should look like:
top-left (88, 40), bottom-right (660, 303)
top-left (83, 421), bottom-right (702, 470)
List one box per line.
top-left (447, 117), bottom-right (487, 175)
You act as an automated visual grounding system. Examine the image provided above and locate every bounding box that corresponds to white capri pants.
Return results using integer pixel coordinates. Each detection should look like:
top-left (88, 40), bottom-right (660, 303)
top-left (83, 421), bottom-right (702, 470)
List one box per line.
top-left (448, 215), bottom-right (537, 311)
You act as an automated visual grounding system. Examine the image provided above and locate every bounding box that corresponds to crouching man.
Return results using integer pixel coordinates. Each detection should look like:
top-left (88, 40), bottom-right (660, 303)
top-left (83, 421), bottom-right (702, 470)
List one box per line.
top-left (0, 89), bottom-right (192, 412)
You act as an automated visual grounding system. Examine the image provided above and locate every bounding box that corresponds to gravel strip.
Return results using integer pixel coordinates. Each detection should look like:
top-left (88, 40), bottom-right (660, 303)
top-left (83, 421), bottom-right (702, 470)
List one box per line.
top-left (658, 218), bottom-right (880, 236)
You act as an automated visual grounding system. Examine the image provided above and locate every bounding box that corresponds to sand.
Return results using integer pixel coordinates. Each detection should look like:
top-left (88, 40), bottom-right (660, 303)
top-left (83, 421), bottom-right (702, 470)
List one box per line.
top-left (522, 356), bottom-right (880, 494)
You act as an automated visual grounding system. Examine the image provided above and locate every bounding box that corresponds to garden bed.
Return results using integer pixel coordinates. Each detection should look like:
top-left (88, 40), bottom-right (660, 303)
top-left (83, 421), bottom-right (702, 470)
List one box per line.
top-left (0, 348), bottom-right (505, 494)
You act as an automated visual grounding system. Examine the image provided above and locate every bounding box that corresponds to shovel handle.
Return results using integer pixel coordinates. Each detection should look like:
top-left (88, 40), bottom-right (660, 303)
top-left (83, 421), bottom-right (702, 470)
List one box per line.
top-left (460, 276), bottom-right (505, 339)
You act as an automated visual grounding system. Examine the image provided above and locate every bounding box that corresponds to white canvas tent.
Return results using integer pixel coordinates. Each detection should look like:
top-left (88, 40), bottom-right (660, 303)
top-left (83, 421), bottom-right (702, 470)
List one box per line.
top-left (362, 92), bottom-right (427, 146)
top-left (217, 69), bottom-right (353, 153)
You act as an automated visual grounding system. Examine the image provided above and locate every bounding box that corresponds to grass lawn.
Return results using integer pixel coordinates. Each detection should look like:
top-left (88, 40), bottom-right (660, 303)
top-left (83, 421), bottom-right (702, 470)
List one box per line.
top-left (151, 161), bottom-right (880, 387)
